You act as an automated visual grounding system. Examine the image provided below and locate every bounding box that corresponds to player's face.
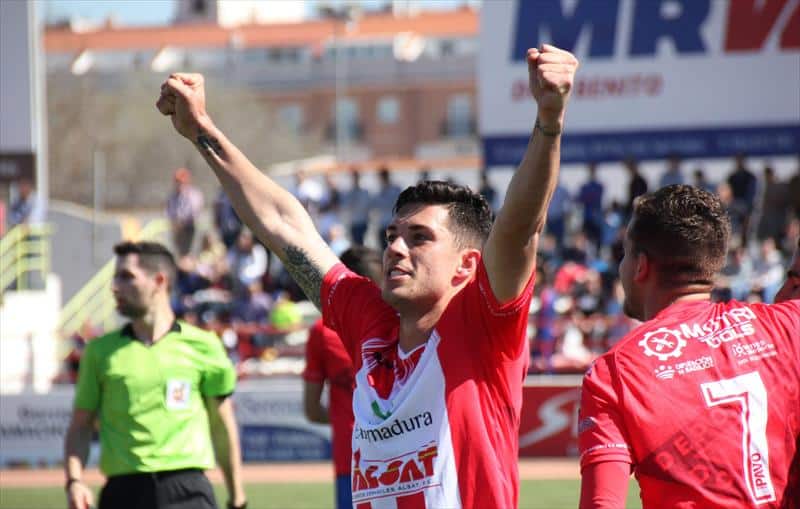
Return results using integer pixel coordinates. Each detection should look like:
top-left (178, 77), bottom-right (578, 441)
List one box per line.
top-left (774, 247), bottom-right (800, 303)
top-left (112, 254), bottom-right (159, 319)
top-left (619, 235), bottom-right (644, 320)
top-left (381, 204), bottom-right (465, 310)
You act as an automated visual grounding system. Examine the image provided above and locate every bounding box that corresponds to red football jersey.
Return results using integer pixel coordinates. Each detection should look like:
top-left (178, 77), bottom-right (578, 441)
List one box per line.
top-left (303, 318), bottom-right (355, 476)
top-left (321, 261), bottom-right (534, 509)
top-left (579, 299), bottom-right (800, 508)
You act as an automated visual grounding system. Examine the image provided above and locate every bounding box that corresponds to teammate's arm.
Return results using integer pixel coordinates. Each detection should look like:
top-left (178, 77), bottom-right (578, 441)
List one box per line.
top-left (303, 381), bottom-right (329, 424)
top-left (63, 408), bottom-right (96, 509)
top-left (206, 396), bottom-right (247, 509)
top-left (579, 461), bottom-right (631, 509)
top-left (482, 45), bottom-right (577, 302)
top-left (156, 74), bottom-right (338, 308)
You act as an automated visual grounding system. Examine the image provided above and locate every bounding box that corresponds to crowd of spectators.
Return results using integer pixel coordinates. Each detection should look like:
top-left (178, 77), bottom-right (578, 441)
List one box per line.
top-left (61, 155), bottom-right (800, 380)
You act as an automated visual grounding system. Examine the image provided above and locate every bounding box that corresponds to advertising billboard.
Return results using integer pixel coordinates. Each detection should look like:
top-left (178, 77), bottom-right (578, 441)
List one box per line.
top-left (480, 0), bottom-right (800, 165)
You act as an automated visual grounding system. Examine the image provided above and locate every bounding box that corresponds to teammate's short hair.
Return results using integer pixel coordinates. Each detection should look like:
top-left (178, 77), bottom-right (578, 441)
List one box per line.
top-left (629, 184), bottom-right (730, 287)
top-left (340, 245), bottom-right (382, 282)
top-left (393, 180), bottom-right (492, 250)
top-left (113, 241), bottom-right (177, 289)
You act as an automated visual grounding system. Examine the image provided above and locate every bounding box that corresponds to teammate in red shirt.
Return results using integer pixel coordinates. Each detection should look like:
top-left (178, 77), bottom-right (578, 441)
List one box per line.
top-left (157, 44), bottom-right (578, 507)
top-left (578, 185), bottom-right (800, 509)
top-left (303, 246), bottom-right (382, 509)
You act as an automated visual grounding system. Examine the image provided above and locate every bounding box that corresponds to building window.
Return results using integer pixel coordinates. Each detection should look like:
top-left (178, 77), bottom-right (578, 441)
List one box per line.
top-left (377, 96), bottom-right (399, 125)
top-left (445, 94), bottom-right (473, 137)
top-left (330, 98), bottom-right (362, 140)
top-left (278, 104), bottom-right (304, 133)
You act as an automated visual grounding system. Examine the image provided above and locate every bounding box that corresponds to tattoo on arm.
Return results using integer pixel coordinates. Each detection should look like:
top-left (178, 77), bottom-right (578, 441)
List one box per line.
top-left (197, 130), bottom-right (224, 158)
top-left (283, 245), bottom-right (323, 309)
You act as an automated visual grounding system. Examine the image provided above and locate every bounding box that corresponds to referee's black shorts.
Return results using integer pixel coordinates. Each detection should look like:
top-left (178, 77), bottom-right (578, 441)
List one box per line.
top-left (98, 468), bottom-right (217, 509)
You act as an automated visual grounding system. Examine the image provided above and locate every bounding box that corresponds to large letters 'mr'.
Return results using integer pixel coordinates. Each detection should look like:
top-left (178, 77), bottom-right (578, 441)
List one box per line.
top-left (511, 0), bottom-right (799, 61)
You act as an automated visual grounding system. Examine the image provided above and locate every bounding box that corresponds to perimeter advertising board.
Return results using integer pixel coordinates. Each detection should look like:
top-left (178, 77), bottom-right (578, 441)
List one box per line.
top-left (480, 0), bottom-right (800, 165)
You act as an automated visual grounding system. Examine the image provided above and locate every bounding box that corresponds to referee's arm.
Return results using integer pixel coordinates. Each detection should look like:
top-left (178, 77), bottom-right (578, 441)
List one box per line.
top-left (206, 396), bottom-right (247, 509)
top-left (64, 408), bottom-right (96, 509)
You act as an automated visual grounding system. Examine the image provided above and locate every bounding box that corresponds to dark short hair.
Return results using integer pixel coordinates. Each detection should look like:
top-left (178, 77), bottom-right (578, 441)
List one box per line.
top-left (113, 241), bottom-right (177, 289)
top-left (629, 185), bottom-right (730, 286)
top-left (340, 245), bottom-right (382, 282)
top-left (393, 180), bottom-right (492, 249)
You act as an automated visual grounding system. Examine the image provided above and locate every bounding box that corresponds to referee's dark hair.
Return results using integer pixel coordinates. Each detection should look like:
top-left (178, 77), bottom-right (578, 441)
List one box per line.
top-left (113, 241), bottom-right (177, 289)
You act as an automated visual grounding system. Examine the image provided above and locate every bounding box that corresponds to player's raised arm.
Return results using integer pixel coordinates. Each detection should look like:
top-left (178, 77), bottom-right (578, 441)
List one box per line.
top-left (482, 45), bottom-right (577, 302)
top-left (156, 73), bottom-right (338, 308)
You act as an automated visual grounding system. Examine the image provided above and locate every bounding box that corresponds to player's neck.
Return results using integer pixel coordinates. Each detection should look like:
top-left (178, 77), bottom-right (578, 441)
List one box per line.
top-left (644, 287), bottom-right (711, 321)
top-left (131, 303), bottom-right (176, 344)
top-left (396, 299), bottom-right (450, 353)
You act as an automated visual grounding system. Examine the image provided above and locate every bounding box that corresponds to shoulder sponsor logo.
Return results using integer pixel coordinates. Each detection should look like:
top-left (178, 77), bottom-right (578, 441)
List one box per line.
top-left (652, 356), bottom-right (715, 381)
top-left (678, 307), bottom-right (757, 348)
top-left (354, 411), bottom-right (433, 443)
top-left (639, 327), bottom-right (686, 361)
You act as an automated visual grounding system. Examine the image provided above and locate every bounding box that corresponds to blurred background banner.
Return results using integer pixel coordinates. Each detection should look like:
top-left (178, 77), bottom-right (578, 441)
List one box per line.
top-left (480, 0), bottom-right (800, 165)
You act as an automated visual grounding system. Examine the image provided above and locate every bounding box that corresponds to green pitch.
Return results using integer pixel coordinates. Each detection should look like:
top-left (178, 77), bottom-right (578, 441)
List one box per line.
top-left (0, 480), bottom-right (642, 509)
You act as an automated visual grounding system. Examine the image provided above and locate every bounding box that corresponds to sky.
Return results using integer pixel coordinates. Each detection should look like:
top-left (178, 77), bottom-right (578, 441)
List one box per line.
top-left (41, 0), bottom-right (477, 26)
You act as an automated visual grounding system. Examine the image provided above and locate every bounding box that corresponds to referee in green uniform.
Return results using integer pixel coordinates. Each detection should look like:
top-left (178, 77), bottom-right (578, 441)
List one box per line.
top-left (64, 241), bottom-right (247, 509)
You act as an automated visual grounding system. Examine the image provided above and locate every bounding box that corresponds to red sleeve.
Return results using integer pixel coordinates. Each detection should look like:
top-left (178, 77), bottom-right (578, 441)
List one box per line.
top-left (579, 354), bottom-right (634, 469)
top-left (579, 461), bottom-right (631, 509)
top-left (466, 258), bottom-right (536, 359)
top-left (321, 263), bottom-right (396, 363)
top-left (302, 320), bottom-right (326, 384)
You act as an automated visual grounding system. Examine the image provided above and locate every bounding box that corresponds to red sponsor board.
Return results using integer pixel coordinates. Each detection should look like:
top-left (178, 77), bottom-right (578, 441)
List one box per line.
top-left (518, 382), bottom-right (582, 457)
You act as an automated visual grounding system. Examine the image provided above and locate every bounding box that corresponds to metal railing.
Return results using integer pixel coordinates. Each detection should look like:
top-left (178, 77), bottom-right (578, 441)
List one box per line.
top-left (0, 223), bottom-right (55, 292)
top-left (58, 218), bottom-right (170, 337)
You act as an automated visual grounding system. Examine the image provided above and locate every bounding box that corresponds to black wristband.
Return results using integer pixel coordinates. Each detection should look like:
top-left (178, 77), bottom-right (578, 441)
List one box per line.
top-left (227, 501), bottom-right (247, 509)
top-left (65, 478), bottom-right (81, 491)
top-left (535, 118), bottom-right (562, 137)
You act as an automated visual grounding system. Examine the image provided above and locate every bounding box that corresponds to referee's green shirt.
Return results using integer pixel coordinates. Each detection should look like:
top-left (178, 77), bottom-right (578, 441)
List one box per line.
top-left (73, 321), bottom-right (236, 476)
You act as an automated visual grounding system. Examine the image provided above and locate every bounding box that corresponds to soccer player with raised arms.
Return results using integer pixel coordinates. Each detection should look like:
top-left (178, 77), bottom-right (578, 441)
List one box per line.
top-left (157, 44), bottom-right (578, 508)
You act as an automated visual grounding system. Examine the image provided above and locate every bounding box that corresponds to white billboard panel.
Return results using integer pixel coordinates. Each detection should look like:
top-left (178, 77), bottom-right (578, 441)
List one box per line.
top-left (479, 0), bottom-right (800, 164)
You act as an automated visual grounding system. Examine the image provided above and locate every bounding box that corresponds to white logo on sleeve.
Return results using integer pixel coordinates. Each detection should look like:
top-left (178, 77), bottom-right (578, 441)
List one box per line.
top-left (166, 379), bottom-right (192, 410)
top-left (639, 327), bottom-right (686, 361)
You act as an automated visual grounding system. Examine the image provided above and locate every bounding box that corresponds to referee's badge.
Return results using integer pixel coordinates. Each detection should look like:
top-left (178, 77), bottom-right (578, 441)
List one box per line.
top-left (166, 379), bottom-right (192, 410)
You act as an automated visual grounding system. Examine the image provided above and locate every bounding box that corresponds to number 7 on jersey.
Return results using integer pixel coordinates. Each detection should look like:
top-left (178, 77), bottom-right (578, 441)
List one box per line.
top-left (700, 371), bottom-right (776, 505)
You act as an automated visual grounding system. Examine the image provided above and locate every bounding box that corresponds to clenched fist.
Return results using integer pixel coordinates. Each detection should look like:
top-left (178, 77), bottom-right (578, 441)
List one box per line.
top-left (527, 45), bottom-right (579, 125)
top-left (156, 73), bottom-right (209, 141)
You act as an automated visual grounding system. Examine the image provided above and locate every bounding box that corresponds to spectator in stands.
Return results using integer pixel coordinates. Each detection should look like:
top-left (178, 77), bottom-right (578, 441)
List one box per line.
top-left (342, 169), bottom-right (372, 245)
top-left (478, 169), bottom-right (499, 215)
top-left (370, 166), bottom-right (402, 249)
top-left (213, 187), bottom-right (242, 249)
top-left (788, 160), bottom-right (800, 220)
top-left (752, 237), bottom-right (785, 302)
top-left (774, 236), bottom-right (800, 303)
top-left (757, 164), bottom-right (790, 245)
top-left (546, 179), bottom-right (572, 248)
top-left (9, 178), bottom-right (44, 226)
top-left (727, 153), bottom-right (757, 244)
top-left (195, 231), bottom-right (227, 283)
top-left (226, 228), bottom-right (268, 296)
top-left (658, 154), bottom-right (684, 188)
top-left (303, 245), bottom-right (382, 509)
top-left (166, 168), bottom-right (204, 256)
top-left (624, 158), bottom-right (647, 218)
top-left (692, 167), bottom-right (715, 194)
top-left (64, 241), bottom-right (246, 509)
top-left (293, 169), bottom-right (326, 219)
top-left (577, 163), bottom-right (605, 248)
top-left (717, 245), bottom-right (754, 302)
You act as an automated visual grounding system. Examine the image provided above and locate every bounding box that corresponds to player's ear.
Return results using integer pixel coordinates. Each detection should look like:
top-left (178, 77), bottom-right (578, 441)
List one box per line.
top-left (453, 249), bottom-right (479, 284)
top-left (633, 251), bottom-right (650, 282)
